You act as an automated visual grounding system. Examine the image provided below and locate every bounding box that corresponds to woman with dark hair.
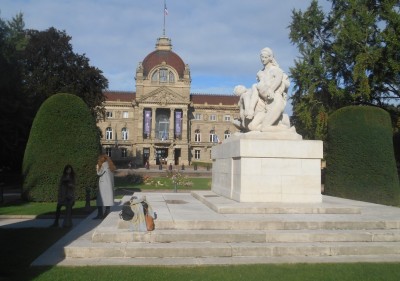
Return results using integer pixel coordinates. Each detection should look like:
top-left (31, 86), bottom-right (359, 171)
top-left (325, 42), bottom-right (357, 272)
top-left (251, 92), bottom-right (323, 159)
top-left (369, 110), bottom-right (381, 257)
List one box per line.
top-left (93, 154), bottom-right (116, 219)
top-left (51, 164), bottom-right (76, 227)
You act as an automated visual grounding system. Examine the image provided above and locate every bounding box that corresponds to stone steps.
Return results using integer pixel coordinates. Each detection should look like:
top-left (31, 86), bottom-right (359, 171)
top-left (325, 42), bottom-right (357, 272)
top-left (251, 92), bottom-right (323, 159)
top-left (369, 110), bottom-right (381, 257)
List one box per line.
top-left (91, 229), bottom-right (400, 243)
top-left (119, 219), bottom-right (400, 231)
top-left (60, 193), bottom-right (400, 265)
top-left (60, 254), bottom-right (400, 266)
top-left (65, 241), bottom-right (400, 259)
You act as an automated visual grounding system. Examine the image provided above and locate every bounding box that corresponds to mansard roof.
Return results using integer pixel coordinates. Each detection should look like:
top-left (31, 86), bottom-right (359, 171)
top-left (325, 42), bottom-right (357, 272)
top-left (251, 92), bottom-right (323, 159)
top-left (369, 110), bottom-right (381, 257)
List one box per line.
top-left (104, 91), bottom-right (135, 102)
top-left (103, 91), bottom-right (239, 106)
top-left (191, 94), bottom-right (239, 106)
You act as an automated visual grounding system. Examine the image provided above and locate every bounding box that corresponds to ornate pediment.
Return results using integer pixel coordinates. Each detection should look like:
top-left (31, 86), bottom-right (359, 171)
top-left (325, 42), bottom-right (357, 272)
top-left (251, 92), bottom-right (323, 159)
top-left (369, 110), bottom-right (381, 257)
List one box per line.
top-left (138, 87), bottom-right (187, 105)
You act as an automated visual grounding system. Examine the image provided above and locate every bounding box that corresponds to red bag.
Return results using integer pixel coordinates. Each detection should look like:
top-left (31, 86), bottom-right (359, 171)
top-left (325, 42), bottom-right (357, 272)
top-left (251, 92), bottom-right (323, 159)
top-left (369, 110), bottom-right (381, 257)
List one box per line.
top-left (145, 214), bottom-right (155, 231)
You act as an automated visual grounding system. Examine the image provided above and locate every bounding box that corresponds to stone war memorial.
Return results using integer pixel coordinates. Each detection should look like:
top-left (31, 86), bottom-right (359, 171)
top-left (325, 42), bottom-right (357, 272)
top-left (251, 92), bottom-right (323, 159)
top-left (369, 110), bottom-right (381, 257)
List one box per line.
top-left (212, 47), bottom-right (323, 203)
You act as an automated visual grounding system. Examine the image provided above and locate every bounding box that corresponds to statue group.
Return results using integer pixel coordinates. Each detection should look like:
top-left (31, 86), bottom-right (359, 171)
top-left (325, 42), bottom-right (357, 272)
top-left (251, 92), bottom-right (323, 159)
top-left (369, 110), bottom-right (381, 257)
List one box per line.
top-left (233, 47), bottom-right (291, 132)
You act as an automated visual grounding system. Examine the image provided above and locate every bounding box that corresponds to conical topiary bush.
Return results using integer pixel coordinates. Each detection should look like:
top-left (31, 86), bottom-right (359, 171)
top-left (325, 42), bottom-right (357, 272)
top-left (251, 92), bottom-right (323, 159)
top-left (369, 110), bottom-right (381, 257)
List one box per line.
top-left (22, 93), bottom-right (101, 201)
top-left (325, 105), bottom-right (400, 205)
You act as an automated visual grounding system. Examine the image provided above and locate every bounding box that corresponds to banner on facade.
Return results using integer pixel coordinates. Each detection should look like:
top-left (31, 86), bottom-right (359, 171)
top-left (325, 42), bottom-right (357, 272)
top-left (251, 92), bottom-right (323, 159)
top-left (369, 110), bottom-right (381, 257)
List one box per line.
top-left (175, 111), bottom-right (182, 136)
top-left (144, 110), bottom-right (151, 135)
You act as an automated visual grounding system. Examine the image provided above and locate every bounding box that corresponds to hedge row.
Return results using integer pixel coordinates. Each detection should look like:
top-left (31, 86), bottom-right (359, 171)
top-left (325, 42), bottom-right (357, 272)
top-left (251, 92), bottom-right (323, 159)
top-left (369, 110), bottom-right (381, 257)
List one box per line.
top-left (22, 93), bottom-right (101, 202)
top-left (325, 106), bottom-right (400, 206)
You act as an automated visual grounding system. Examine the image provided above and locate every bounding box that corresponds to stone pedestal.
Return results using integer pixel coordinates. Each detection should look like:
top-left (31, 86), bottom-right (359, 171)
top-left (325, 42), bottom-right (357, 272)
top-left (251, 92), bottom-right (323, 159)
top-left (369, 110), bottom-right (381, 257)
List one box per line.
top-left (211, 133), bottom-right (323, 203)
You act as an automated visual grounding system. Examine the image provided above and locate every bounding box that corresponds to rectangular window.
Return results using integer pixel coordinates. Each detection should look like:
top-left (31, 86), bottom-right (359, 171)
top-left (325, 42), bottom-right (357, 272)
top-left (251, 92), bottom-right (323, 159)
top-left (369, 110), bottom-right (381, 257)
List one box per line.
top-left (194, 149), bottom-right (200, 160)
top-left (106, 128), bottom-right (113, 140)
top-left (106, 111), bottom-right (113, 118)
top-left (210, 114), bottom-right (216, 121)
top-left (209, 131), bottom-right (216, 142)
top-left (194, 132), bottom-right (201, 142)
top-left (106, 147), bottom-right (112, 157)
top-left (224, 115), bottom-right (231, 121)
top-left (194, 113), bottom-right (202, 120)
top-left (122, 128), bottom-right (128, 140)
top-left (122, 111), bottom-right (129, 118)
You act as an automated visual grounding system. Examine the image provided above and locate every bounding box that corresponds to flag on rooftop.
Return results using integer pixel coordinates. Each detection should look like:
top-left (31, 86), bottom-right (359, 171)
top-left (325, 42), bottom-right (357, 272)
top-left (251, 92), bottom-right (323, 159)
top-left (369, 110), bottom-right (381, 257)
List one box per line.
top-left (164, 2), bottom-right (168, 16)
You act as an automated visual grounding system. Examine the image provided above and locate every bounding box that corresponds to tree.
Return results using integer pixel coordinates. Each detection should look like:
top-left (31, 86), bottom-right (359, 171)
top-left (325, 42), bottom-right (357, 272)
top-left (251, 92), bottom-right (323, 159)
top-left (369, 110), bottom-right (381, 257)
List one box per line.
top-left (289, 0), bottom-right (400, 140)
top-left (0, 13), bottom-right (108, 171)
top-left (22, 27), bottom-right (108, 119)
top-left (0, 13), bottom-right (31, 170)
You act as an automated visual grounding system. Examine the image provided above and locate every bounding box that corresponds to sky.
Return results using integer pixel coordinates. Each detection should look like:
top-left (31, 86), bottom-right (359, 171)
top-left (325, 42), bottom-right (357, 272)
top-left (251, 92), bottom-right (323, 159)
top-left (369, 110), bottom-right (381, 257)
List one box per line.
top-left (1, 0), bottom-right (331, 100)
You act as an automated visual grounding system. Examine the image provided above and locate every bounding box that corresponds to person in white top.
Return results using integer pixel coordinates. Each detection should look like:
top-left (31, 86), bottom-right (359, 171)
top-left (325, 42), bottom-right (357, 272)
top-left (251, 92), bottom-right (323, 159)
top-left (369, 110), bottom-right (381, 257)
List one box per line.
top-left (93, 154), bottom-right (116, 219)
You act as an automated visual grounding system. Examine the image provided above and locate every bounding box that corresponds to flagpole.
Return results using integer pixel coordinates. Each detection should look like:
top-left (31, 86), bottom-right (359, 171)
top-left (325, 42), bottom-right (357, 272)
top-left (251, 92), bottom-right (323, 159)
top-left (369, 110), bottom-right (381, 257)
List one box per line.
top-left (163, 0), bottom-right (166, 36)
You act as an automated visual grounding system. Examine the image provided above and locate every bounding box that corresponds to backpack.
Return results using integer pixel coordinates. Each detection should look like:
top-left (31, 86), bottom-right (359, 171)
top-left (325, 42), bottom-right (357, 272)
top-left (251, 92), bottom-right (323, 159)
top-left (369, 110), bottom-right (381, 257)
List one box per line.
top-left (119, 202), bottom-right (135, 221)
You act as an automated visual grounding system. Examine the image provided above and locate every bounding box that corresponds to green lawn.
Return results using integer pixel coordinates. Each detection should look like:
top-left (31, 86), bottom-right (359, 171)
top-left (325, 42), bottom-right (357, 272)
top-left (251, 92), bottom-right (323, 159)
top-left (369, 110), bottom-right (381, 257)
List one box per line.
top-left (30, 264), bottom-right (400, 281)
top-left (0, 200), bottom-right (97, 216)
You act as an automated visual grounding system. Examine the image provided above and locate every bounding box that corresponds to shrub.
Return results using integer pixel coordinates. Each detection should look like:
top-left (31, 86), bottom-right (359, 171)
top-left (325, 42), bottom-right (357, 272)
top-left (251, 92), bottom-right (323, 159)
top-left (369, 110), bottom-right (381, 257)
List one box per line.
top-left (22, 93), bottom-right (101, 202)
top-left (325, 106), bottom-right (400, 205)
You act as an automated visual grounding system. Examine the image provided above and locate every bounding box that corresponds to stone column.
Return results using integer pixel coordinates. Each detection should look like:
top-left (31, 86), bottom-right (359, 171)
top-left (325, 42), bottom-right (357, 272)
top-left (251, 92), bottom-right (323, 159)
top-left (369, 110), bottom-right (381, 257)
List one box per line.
top-left (137, 107), bottom-right (143, 142)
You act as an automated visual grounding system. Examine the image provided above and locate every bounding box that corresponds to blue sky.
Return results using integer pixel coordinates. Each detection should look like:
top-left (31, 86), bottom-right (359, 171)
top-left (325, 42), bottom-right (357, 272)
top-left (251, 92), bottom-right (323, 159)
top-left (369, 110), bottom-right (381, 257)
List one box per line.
top-left (1, 0), bottom-right (331, 101)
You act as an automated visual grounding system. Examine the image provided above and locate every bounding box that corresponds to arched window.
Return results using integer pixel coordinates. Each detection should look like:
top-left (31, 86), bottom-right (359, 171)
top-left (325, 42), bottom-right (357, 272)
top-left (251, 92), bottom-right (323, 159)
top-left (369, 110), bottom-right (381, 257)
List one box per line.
top-left (121, 127), bottom-right (128, 140)
top-left (151, 70), bottom-right (159, 82)
top-left (194, 129), bottom-right (201, 142)
top-left (159, 69), bottom-right (168, 82)
top-left (224, 130), bottom-right (231, 139)
top-left (209, 130), bottom-right (216, 142)
top-left (106, 127), bottom-right (113, 140)
top-left (168, 71), bottom-right (175, 82)
top-left (151, 68), bottom-right (175, 83)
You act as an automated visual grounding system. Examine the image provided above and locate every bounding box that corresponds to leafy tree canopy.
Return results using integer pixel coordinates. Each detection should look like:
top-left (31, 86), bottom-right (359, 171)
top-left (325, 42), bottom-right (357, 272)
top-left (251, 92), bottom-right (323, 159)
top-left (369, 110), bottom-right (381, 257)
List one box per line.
top-left (289, 0), bottom-right (400, 140)
top-left (0, 13), bottom-right (108, 170)
top-left (22, 27), bottom-right (108, 119)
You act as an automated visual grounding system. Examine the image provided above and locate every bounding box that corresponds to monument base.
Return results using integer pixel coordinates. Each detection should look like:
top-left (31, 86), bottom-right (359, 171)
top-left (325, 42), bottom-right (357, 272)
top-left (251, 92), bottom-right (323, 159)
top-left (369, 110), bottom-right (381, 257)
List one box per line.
top-left (211, 133), bottom-right (323, 203)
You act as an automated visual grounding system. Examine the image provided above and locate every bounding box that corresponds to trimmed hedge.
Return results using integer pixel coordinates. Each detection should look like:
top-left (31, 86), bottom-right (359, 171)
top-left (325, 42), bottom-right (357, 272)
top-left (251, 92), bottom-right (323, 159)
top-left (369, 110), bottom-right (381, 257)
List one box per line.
top-left (325, 106), bottom-right (400, 205)
top-left (22, 93), bottom-right (101, 202)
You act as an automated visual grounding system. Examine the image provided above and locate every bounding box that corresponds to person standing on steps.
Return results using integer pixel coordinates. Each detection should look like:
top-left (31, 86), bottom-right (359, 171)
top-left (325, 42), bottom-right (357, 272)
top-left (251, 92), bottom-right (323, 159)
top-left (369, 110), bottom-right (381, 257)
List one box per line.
top-left (51, 164), bottom-right (76, 227)
top-left (93, 154), bottom-right (116, 219)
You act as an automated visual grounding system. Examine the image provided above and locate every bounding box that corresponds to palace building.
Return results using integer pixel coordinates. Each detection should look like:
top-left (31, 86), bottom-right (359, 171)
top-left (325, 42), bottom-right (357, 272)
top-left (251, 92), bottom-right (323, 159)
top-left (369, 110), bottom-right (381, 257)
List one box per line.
top-left (97, 36), bottom-right (239, 167)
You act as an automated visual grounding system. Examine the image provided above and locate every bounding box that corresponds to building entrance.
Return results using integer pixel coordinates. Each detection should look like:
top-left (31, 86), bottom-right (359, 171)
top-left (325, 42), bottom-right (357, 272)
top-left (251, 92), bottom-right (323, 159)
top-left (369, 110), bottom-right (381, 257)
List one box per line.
top-left (174, 149), bottom-right (181, 165)
top-left (143, 148), bottom-right (150, 166)
top-left (155, 148), bottom-right (168, 165)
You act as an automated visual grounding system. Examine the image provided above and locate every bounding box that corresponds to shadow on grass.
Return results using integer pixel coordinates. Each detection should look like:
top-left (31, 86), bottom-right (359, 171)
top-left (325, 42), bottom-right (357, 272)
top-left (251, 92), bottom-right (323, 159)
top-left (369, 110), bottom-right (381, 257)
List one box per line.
top-left (0, 227), bottom-right (69, 281)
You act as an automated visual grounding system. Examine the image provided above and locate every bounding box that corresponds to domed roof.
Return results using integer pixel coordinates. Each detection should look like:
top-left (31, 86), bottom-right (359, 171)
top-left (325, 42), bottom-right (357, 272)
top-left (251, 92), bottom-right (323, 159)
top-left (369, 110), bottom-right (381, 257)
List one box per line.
top-left (141, 37), bottom-right (186, 79)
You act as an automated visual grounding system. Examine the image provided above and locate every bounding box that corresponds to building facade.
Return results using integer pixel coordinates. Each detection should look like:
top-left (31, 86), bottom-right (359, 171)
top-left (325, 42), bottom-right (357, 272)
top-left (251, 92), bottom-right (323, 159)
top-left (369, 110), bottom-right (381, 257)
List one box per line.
top-left (97, 37), bottom-right (239, 167)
